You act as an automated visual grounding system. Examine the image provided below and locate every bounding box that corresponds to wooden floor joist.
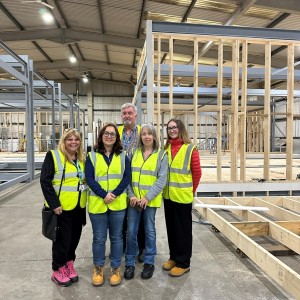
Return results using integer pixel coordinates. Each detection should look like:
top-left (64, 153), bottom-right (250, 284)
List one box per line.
top-left (194, 196), bottom-right (300, 299)
top-left (194, 203), bottom-right (269, 211)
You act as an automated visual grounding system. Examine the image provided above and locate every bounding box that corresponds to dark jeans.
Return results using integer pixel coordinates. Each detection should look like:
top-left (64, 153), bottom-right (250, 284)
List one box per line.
top-left (164, 198), bottom-right (193, 269)
top-left (123, 208), bottom-right (145, 252)
top-left (52, 206), bottom-right (85, 270)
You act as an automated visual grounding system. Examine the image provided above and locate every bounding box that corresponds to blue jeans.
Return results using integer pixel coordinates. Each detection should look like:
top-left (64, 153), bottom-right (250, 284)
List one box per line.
top-left (125, 206), bottom-right (157, 266)
top-left (89, 209), bottom-right (126, 269)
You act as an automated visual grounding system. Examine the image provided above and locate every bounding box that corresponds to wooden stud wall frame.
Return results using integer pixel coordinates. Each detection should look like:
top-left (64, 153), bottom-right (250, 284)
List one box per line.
top-left (195, 196), bottom-right (300, 299)
top-left (135, 21), bottom-right (300, 194)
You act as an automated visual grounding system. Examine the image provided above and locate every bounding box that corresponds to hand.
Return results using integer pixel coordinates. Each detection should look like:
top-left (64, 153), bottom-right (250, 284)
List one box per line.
top-left (53, 206), bottom-right (62, 215)
top-left (139, 197), bottom-right (148, 210)
top-left (130, 196), bottom-right (139, 207)
top-left (104, 192), bottom-right (116, 204)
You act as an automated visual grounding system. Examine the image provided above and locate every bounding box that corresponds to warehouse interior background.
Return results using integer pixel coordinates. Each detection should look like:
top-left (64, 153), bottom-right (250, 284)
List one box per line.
top-left (1, 1), bottom-right (300, 299)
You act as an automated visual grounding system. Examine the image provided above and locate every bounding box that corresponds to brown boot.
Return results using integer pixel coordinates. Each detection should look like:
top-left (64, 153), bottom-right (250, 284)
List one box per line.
top-left (169, 266), bottom-right (190, 277)
top-left (92, 266), bottom-right (104, 286)
top-left (162, 259), bottom-right (176, 271)
top-left (110, 267), bottom-right (122, 286)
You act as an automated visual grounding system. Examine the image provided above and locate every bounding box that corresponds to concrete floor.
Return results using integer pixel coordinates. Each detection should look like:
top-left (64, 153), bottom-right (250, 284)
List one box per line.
top-left (0, 180), bottom-right (294, 300)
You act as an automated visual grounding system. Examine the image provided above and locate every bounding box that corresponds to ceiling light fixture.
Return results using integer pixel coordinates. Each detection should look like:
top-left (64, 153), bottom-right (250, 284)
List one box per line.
top-left (82, 74), bottom-right (89, 83)
top-left (69, 56), bottom-right (77, 63)
top-left (41, 11), bottom-right (54, 23)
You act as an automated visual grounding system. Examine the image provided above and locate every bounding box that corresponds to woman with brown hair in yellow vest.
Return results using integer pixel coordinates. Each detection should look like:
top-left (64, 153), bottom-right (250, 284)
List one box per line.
top-left (85, 123), bottom-right (130, 287)
top-left (162, 118), bottom-right (202, 277)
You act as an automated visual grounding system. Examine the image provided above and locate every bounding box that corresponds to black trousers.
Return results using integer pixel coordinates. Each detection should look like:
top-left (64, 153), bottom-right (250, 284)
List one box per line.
top-left (123, 208), bottom-right (145, 252)
top-left (164, 198), bottom-right (193, 269)
top-left (52, 205), bottom-right (85, 270)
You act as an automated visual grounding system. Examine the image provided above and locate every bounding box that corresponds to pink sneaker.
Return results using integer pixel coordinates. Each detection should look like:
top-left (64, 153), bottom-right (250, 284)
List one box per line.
top-left (51, 266), bottom-right (71, 287)
top-left (66, 260), bottom-right (79, 283)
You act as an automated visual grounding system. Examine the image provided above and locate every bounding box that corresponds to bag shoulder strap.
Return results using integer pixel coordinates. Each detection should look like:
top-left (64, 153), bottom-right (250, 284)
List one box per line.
top-left (58, 160), bottom-right (66, 198)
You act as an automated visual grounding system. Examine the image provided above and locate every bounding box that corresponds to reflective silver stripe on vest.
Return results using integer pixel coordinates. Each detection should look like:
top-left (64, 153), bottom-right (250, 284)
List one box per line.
top-left (133, 183), bottom-right (153, 190)
top-left (54, 150), bottom-right (64, 170)
top-left (168, 182), bottom-right (193, 188)
top-left (169, 167), bottom-right (190, 175)
top-left (89, 191), bottom-right (97, 197)
top-left (120, 151), bottom-right (125, 175)
top-left (95, 175), bottom-right (107, 181)
top-left (109, 174), bottom-right (123, 180)
top-left (140, 170), bottom-right (156, 176)
top-left (170, 144), bottom-right (194, 175)
top-left (53, 150), bottom-right (64, 179)
top-left (95, 174), bottom-right (123, 181)
top-left (90, 151), bottom-right (97, 177)
top-left (54, 185), bottom-right (78, 192)
top-left (183, 144), bottom-right (194, 169)
top-left (132, 167), bottom-right (141, 172)
top-left (64, 172), bottom-right (78, 179)
top-left (90, 151), bottom-right (96, 164)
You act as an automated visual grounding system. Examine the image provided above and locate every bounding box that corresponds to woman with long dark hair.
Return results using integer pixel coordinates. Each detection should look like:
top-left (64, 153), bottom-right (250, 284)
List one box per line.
top-left (85, 123), bottom-right (130, 286)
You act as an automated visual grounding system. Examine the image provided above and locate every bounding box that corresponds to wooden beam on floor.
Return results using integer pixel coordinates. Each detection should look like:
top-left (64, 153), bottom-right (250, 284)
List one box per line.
top-left (231, 221), bottom-right (269, 236)
top-left (195, 205), bottom-right (300, 300)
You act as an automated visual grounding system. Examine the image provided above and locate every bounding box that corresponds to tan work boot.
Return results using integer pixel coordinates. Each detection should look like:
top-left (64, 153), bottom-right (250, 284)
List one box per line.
top-left (92, 266), bottom-right (104, 286)
top-left (162, 259), bottom-right (176, 271)
top-left (110, 267), bottom-right (122, 286)
top-left (169, 266), bottom-right (190, 277)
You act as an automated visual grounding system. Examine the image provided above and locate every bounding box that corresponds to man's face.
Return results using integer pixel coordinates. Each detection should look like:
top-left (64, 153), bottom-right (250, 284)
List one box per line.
top-left (121, 107), bottom-right (137, 127)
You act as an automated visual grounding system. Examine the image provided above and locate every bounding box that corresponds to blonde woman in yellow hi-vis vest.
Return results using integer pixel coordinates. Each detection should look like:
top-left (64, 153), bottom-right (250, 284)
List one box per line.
top-left (162, 119), bottom-right (202, 277)
top-left (124, 123), bottom-right (168, 281)
top-left (85, 123), bottom-right (130, 287)
top-left (40, 128), bottom-right (87, 287)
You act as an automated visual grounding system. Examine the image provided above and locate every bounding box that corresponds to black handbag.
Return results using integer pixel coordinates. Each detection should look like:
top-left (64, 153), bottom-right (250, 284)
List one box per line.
top-left (42, 162), bottom-right (65, 242)
top-left (42, 206), bottom-right (57, 241)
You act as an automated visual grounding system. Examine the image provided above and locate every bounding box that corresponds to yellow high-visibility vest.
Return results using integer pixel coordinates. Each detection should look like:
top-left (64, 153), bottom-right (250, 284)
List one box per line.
top-left (88, 151), bottom-right (127, 213)
top-left (118, 124), bottom-right (141, 137)
top-left (163, 144), bottom-right (195, 204)
top-left (131, 148), bottom-right (165, 207)
top-left (45, 150), bottom-right (87, 210)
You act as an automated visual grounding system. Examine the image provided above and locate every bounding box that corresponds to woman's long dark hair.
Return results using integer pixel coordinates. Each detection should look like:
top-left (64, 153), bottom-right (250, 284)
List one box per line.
top-left (94, 123), bottom-right (123, 155)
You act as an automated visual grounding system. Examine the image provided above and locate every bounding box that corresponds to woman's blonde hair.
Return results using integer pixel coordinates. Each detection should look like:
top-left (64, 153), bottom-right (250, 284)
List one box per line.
top-left (138, 123), bottom-right (159, 151)
top-left (58, 128), bottom-right (85, 163)
top-left (164, 118), bottom-right (191, 150)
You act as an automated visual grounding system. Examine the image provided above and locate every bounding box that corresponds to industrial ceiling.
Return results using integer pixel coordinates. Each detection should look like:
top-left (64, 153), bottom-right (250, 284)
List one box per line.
top-left (0, 0), bottom-right (300, 86)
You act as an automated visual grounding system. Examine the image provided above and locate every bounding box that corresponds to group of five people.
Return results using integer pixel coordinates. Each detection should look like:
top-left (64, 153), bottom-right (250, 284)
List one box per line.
top-left (40, 103), bottom-right (201, 287)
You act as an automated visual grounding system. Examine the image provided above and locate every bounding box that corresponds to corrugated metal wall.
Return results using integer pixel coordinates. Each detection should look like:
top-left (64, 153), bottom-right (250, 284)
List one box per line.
top-left (62, 80), bottom-right (134, 125)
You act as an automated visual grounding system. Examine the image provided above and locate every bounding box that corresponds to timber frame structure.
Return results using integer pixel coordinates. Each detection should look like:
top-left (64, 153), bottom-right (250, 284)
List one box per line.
top-left (135, 21), bottom-right (300, 195)
top-left (195, 196), bottom-right (300, 300)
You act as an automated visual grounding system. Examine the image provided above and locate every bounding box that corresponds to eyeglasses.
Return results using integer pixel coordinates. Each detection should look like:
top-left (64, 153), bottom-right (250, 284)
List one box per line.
top-left (167, 126), bottom-right (178, 131)
top-left (103, 131), bottom-right (116, 138)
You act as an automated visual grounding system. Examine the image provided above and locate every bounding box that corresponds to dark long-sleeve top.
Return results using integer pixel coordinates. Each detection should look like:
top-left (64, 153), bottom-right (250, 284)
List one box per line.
top-left (40, 150), bottom-right (61, 210)
top-left (85, 151), bottom-right (131, 199)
